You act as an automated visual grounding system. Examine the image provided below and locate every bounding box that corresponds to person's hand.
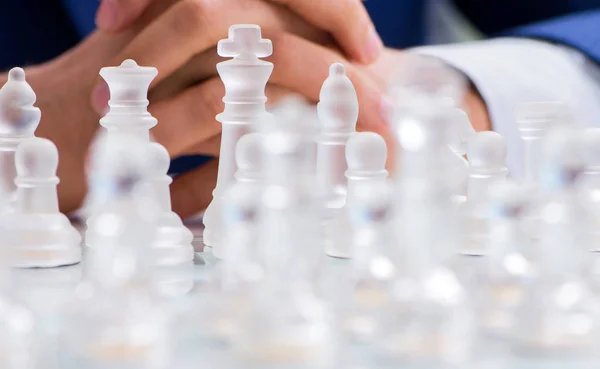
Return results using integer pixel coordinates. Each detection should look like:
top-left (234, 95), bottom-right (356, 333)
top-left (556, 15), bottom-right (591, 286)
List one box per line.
top-left (19, 0), bottom-right (388, 218)
top-left (352, 48), bottom-right (492, 175)
top-left (95, 0), bottom-right (383, 64)
top-left (87, 0), bottom-right (390, 218)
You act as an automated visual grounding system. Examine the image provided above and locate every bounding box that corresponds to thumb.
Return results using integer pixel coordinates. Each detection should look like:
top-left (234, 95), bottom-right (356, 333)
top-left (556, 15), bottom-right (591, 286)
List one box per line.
top-left (96, 0), bottom-right (154, 32)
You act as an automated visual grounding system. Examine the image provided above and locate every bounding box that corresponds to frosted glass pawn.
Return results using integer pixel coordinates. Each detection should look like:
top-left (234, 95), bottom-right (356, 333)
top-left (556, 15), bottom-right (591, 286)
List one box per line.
top-left (147, 143), bottom-right (194, 266)
top-left (516, 101), bottom-right (571, 184)
top-left (5, 137), bottom-right (81, 268)
top-left (326, 132), bottom-right (388, 258)
top-left (203, 24), bottom-right (273, 248)
top-left (460, 131), bottom-right (508, 255)
top-left (0, 68), bottom-right (41, 211)
top-left (212, 133), bottom-right (263, 260)
top-left (85, 135), bottom-right (157, 251)
top-left (99, 59), bottom-right (158, 140)
top-left (316, 63), bottom-right (358, 218)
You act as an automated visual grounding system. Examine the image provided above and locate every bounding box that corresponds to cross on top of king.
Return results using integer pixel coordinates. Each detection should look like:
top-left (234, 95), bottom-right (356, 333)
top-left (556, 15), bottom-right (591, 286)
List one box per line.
top-left (218, 24), bottom-right (273, 59)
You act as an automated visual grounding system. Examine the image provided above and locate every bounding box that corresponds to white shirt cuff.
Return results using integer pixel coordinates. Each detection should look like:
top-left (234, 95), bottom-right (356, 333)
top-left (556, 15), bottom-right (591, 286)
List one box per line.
top-left (412, 37), bottom-right (600, 178)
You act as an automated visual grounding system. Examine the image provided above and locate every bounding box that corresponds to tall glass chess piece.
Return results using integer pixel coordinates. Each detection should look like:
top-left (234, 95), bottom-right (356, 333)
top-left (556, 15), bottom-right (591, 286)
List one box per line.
top-left (60, 136), bottom-right (170, 369)
top-left (472, 181), bottom-right (534, 368)
top-left (232, 99), bottom-right (334, 369)
top-left (170, 178), bottom-right (262, 369)
top-left (374, 56), bottom-right (474, 369)
top-left (203, 24), bottom-right (273, 249)
top-left (507, 128), bottom-right (600, 369)
top-left (334, 181), bottom-right (396, 369)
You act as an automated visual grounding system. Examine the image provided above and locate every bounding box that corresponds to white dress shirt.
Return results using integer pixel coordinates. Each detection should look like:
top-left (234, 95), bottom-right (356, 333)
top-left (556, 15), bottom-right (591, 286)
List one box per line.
top-left (412, 38), bottom-right (600, 177)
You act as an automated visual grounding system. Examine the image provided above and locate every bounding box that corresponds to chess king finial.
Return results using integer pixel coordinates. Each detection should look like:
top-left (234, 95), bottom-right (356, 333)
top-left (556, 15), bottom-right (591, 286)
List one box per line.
top-left (99, 59), bottom-right (158, 137)
top-left (217, 24), bottom-right (273, 59)
top-left (216, 24), bottom-right (274, 105)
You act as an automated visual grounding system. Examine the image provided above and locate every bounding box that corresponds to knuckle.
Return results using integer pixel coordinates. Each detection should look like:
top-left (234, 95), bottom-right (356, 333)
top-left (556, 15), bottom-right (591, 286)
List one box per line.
top-left (267, 32), bottom-right (291, 64)
top-left (335, 0), bottom-right (368, 28)
top-left (192, 80), bottom-right (224, 131)
top-left (204, 80), bottom-right (226, 117)
top-left (173, 0), bottom-right (214, 36)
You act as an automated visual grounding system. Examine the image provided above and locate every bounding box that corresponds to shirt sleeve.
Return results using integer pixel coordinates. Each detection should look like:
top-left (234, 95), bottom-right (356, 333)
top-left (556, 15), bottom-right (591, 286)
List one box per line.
top-left (411, 38), bottom-right (600, 178)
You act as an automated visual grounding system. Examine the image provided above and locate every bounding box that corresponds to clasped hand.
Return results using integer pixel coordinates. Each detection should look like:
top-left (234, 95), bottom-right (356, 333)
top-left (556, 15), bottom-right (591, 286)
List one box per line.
top-left (26, 0), bottom-right (398, 216)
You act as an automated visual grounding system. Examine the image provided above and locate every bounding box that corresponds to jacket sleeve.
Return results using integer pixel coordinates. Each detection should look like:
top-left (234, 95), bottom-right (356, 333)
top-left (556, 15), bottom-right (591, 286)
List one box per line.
top-left (503, 10), bottom-right (600, 64)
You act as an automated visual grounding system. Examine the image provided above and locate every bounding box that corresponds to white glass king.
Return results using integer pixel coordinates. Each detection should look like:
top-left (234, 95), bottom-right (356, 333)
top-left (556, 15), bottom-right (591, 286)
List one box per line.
top-left (203, 25), bottom-right (273, 248)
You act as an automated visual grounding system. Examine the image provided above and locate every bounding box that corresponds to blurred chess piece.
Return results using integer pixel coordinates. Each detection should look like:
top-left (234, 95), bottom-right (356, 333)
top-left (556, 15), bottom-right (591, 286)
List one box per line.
top-left (316, 63), bottom-right (358, 218)
top-left (5, 137), bottom-right (81, 268)
top-left (146, 143), bottom-right (195, 266)
top-left (0, 68), bottom-right (41, 211)
top-left (326, 132), bottom-right (388, 258)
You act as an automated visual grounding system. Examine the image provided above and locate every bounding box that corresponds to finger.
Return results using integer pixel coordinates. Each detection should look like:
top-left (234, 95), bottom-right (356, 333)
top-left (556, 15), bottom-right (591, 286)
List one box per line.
top-left (92, 0), bottom-right (333, 115)
top-left (269, 0), bottom-right (382, 64)
top-left (92, 0), bottom-right (308, 114)
top-left (150, 78), bottom-right (290, 157)
top-left (183, 134), bottom-right (222, 157)
top-left (96, 0), bottom-right (155, 32)
top-left (110, 0), bottom-right (320, 88)
top-left (150, 77), bottom-right (224, 157)
top-left (149, 21), bottom-right (333, 101)
top-left (266, 33), bottom-right (388, 129)
top-left (148, 48), bottom-right (222, 102)
top-left (171, 159), bottom-right (219, 218)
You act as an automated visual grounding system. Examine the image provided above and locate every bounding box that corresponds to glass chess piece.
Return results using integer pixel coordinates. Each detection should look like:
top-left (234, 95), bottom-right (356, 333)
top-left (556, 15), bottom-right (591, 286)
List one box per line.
top-left (59, 136), bottom-right (170, 369)
top-left (228, 99), bottom-right (334, 369)
top-left (376, 64), bottom-right (475, 368)
top-left (471, 181), bottom-right (534, 369)
top-left (169, 180), bottom-right (262, 369)
top-left (333, 181), bottom-right (396, 369)
top-left (504, 127), bottom-right (600, 369)
top-left (0, 263), bottom-right (37, 369)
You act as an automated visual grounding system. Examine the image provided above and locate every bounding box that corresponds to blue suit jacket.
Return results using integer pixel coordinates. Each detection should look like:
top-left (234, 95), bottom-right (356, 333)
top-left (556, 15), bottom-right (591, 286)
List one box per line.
top-left (1, 0), bottom-right (599, 173)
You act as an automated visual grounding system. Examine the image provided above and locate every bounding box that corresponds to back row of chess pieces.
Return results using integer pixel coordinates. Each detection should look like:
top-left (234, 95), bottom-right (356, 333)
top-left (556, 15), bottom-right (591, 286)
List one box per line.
top-left (0, 23), bottom-right (599, 368)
